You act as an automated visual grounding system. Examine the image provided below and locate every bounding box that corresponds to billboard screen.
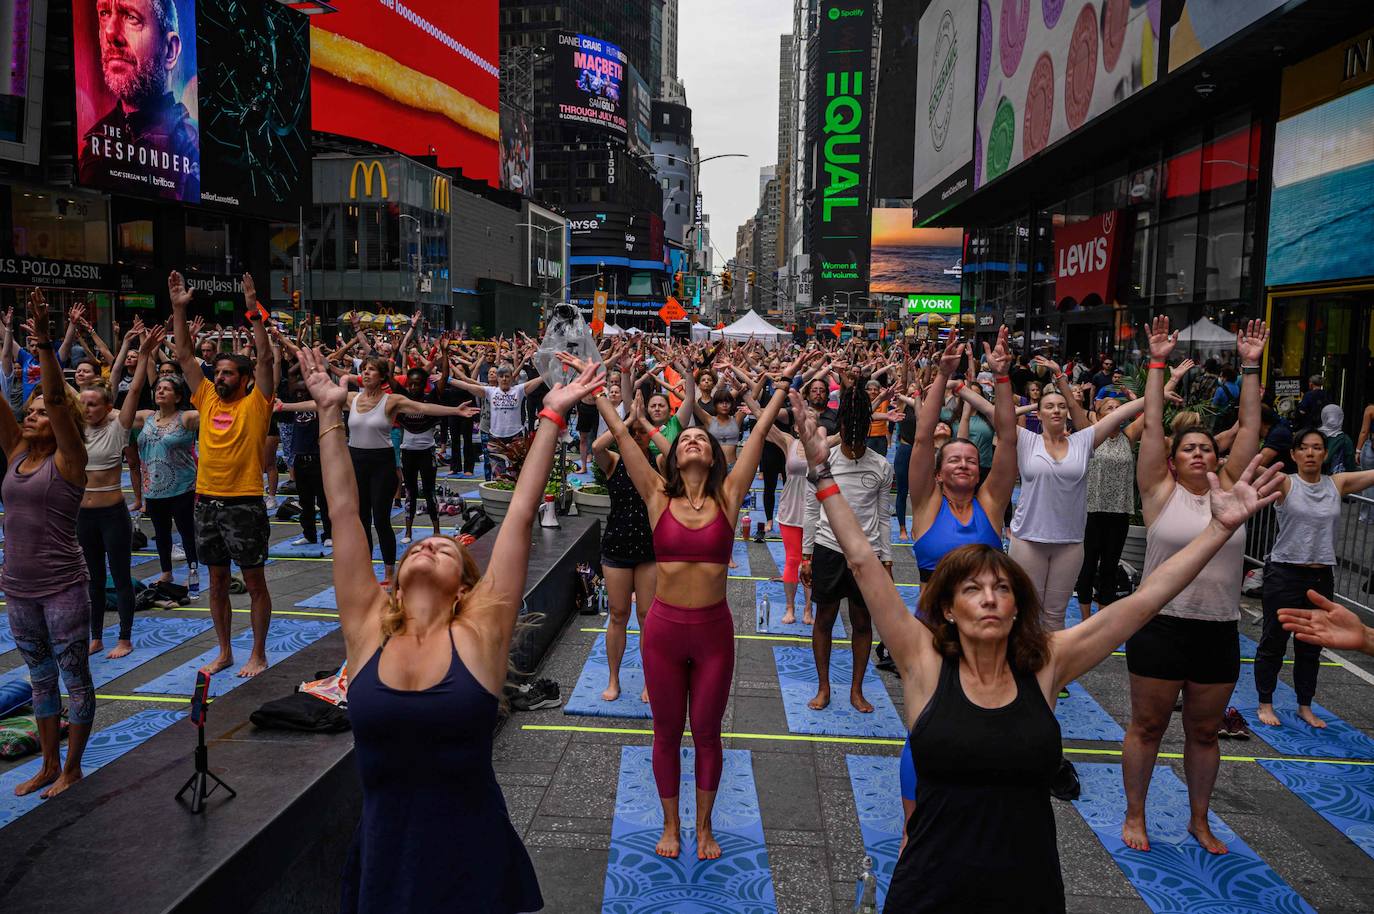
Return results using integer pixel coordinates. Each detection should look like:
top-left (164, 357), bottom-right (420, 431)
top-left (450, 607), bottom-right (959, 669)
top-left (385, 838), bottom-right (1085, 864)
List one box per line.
top-left (73, 0), bottom-right (200, 202)
top-left (871, 208), bottom-right (962, 294)
top-left (311, 1), bottom-right (499, 184)
top-left (974, 0), bottom-right (1157, 191)
top-left (1266, 83), bottom-right (1374, 288)
top-left (872, 0), bottom-right (918, 200)
top-left (197, 0), bottom-right (310, 219)
top-left (809, 0), bottom-right (874, 311)
top-left (0, 0), bottom-right (40, 159)
top-left (555, 32), bottom-right (628, 139)
top-left (1169, 0), bottom-right (1286, 73)
top-left (627, 64), bottom-right (652, 156)
top-left (500, 103), bottom-right (534, 195)
top-left (911, 0), bottom-right (977, 224)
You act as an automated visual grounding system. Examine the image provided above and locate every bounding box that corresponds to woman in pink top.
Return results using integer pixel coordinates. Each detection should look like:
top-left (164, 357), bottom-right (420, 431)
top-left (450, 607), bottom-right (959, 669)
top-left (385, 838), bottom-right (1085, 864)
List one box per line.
top-left (1122, 315), bottom-right (1269, 855)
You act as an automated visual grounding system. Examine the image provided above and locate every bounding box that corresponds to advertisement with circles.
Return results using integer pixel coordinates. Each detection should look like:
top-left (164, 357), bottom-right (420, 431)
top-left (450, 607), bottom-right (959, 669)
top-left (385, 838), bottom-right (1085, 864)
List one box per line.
top-left (974, 0), bottom-right (1160, 191)
top-left (912, 1), bottom-right (979, 225)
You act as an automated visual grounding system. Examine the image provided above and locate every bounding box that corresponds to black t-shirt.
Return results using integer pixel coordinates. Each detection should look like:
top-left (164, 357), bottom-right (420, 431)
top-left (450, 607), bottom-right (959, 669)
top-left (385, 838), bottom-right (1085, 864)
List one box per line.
top-left (396, 387), bottom-right (442, 435)
top-left (1263, 421), bottom-right (1297, 474)
top-left (897, 403), bottom-right (917, 444)
top-left (114, 371), bottom-right (153, 411)
top-left (283, 389), bottom-right (320, 457)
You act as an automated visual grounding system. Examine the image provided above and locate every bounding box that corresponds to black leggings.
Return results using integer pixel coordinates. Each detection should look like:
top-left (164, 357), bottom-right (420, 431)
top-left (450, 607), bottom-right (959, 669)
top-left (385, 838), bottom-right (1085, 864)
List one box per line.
top-left (146, 490), bottom-right (198, 573)
top-left (448, 417), bottom-right (476, 472)
top-left (760, 443), bottom-right (784, 523)
top-left (1256, 562), bottom-right (1332, 706)
top-left (1075, 511), bottom-right (1130, 608)
top-left (402, 446), bottom-right (439, 530)
top-left (293, 454), bottom-right (331, 542)
top-left (77, 502), bottom-right (135, 641)
top-left (350, 447), bottom-right (398, 566)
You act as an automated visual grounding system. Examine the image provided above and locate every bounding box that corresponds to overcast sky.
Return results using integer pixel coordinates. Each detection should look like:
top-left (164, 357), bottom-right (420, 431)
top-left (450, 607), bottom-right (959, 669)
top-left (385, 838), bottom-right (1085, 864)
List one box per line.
top-left (678, 0), bottom-right (793, 268)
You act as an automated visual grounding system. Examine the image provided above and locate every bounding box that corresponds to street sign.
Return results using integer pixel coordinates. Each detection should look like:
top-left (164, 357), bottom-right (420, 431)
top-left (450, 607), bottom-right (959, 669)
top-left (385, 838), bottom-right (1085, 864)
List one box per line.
top-left (906, 293), bottom-right (960, 314)
top-left (659, 296), bottom-right (686, 324)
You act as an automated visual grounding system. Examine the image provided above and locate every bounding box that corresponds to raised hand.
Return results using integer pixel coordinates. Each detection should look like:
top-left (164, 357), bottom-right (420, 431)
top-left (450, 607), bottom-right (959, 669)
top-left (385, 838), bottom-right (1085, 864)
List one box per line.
top-left (982, 325), bottom-right (1013, 376)
top-left (243, 273), bottom-right (259, 310)
top-left (138, 325), bottom-right (167, 356)
top-left (1168, 358), bottom-right (1195, 384)
top-left (1207, 454), bottom-right (1284, 532)
top-left (297, 347), bottom-right (347, 411)
top-left (25, 288), bottom-right (49, 342)
top-left (168, 271), bottom-right (193, 310)
top-left (1146, 315), bottom-right (1177, 360)
top-left (1031, 354), bottom-right (1061, 376)
top-left (68, 302), bottom-right (86, 328)
top-left (1, 307), bottom-right (12, 330)
top-left (790, 389), bottom-right (830, 467)
top-left (542, 361), bottom-right (607, 416)
top-left (190, 315), bottom-right (206, 339)
top-left (1236, 319), bottom-right (1269, 365)
top-left (1278, 591), bottom-right (1371, 652)
top-left (937, 332), bottom-right (964, 376)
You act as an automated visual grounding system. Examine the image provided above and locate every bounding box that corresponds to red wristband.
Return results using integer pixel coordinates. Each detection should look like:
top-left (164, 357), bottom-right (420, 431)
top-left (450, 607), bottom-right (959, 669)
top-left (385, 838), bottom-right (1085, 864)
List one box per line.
top-left (816, 484), bottom-right (841, 502)
top-left (995, 376), bottom-right (1011, 384)
top-left (1148, 361), bottom-right (1166, 370)
top-left (538, 408), bottom-right (567, 430)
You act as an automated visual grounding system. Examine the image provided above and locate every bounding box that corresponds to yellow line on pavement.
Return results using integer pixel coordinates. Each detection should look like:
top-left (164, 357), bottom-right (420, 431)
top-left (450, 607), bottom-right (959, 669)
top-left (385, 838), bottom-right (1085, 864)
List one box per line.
top-left (94, 693), bottom-right (190, 704)
top-left (171, 606), bottom-right (339, 619)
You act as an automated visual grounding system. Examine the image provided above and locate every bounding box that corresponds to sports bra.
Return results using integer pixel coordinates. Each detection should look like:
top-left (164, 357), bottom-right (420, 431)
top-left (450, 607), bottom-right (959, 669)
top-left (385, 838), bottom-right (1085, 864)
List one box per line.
top-left (347, 393), bottom-right (393, 449)
top-left (84, 418), bottom-right (128, 491)
top-left (652, 502), bottom-right (734, 565)
top-left (912, 497), bottom-right (1002, 578)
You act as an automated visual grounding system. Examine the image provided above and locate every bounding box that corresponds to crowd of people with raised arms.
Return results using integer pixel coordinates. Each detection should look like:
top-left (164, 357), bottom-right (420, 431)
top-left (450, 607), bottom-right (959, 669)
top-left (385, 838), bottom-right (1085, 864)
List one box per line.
top-left (4, 273), bottom-right (1374, 913)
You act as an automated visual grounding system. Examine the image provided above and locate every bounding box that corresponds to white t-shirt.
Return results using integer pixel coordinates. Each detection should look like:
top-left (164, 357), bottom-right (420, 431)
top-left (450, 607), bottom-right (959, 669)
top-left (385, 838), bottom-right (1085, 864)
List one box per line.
top-left (1010, 426), bottom-right (1095, 543)
top-left (485, 384), bottom-right (526, 438)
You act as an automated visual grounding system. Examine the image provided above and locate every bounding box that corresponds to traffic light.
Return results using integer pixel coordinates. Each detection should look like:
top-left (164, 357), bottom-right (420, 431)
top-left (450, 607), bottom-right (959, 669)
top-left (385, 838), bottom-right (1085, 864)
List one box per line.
top-left (292, 290), bottom-right (301, 308)
top-left (674, 272), bottom-right (685, 299)
top-left (280, 276), bottom-right (288, 293)
top-left (748, 271), bottom-right (756, 285)
top-left (722, 270), bottom-right (732, 293)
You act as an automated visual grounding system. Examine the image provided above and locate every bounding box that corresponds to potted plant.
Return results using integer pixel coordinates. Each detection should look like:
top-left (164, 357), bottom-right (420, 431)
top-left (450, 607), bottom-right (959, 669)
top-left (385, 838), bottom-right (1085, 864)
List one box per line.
top-left (572, 459), bottom-right (611, 517)
top-left (478, 435), bottom-right (531, 522)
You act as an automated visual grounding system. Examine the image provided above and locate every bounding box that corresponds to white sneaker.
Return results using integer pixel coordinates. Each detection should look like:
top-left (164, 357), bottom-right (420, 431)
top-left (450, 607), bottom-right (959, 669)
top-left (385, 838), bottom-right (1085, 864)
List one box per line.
top-left (291, 536), bottom-right (313, 546)
top-left (171, 544), bottom-right (186, 562)
top-left (264, 494), bottom-right (276, 510)
top-left (400, 533), bottom-right (413, 545)
top-left (323, 538), bottom-right (333, 547)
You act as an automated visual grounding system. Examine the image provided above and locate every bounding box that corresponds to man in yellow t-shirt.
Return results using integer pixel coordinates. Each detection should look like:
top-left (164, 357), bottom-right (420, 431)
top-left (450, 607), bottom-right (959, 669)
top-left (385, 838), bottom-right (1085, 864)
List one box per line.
top-left (170, 270), bottom-right (276, 679)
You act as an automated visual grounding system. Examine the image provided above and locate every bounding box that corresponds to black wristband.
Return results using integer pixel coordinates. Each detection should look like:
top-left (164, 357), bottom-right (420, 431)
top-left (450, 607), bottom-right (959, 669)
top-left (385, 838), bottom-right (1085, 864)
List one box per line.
top-left (806, 464), bottom-right (834, 486)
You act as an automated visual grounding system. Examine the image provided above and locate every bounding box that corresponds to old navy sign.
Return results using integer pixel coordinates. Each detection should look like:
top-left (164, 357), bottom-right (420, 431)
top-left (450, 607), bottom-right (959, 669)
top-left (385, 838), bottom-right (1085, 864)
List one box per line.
top-left (1054, 210), bottom-right (1121, 308)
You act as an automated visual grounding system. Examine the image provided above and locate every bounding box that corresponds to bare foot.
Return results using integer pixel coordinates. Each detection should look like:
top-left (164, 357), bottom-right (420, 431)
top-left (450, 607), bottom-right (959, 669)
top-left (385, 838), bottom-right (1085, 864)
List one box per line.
top-left (728, 559), bottom-right (738, 569)
top-left (40, 770), bottom-right (82, 799)
top-left (897, 528), bottom-right (908, 541)
top-left (14, 765), bottom-right (59, 797)
top-left (807, 686), bottom-right (831, 711)
top-left (802, 612), bottom-right (814, 625)
top-left (89, 639), bottom-right (104, 655)
top-left (106, 639), bottom-right (133, 660)
top-left (1256, 703), bottom-right (1280, 727)
top-left (640, 688), bottom-right (649, 703)
top-left (655, 824), bottom-right (680, 858)
top-left (697, 826), bottom-right (722, 860)
top-left (200, 652), bottom-right (234, 676)
top-left (1188, 820), bottom-right (1229, 855)
top-left (601, 681), bottom-right (621, 702)
top-left (850, 690), bottom-right (874, 714)
top-left (1121, 814), bottom-right (1150, 851)
top-left (779, 611), bottom-right (797, 625)
top-left (1298, 706), bottom-right (1327, 729)
top-left (237, 654), bottom-right (268, 678)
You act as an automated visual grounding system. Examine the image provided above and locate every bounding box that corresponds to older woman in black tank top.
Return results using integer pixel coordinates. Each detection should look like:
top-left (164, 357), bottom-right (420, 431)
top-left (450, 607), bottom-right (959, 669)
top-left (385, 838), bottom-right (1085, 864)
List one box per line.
top-left (790, 391), bottom-right (1283, 912)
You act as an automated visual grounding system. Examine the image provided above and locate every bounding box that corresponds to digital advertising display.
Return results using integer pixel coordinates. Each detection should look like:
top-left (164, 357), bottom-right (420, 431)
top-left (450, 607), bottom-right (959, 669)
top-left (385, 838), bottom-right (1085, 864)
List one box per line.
top-left (872, 0), bottom-right (918, 201)
top-left (555, 32), bottom-right (628, 139)
top-left (1169, 0), bottom-right (1286, 73)
top-left (0, 0), bottom-right (44, 163)
top-left (911, 0), bottom-right (978, 225)
top-left (73, 0), bottom-right (201, 202)
top-left (871, 208), bottom-right (963, 294)
top-left (809, 0), bottom-right (874, 311)
top-left (311, 1), bottom-right (499, 185)
top-left (198, 0), bottom-right (311, 220)
top-left (627, 63), bottom-right (653, 156)
top-left (499, 103), bottom-right (534, 195)
top-left (974, 0), bottom-right (1158, 191)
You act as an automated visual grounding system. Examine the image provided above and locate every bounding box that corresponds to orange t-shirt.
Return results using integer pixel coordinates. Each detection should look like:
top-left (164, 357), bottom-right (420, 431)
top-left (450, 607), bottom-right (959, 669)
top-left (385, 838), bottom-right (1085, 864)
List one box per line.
top-left (191, 383), bottom-right (272, 496)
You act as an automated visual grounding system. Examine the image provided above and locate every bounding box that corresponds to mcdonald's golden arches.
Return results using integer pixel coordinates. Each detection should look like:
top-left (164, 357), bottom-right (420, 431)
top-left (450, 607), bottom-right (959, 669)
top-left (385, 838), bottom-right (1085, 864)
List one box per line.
top-left (348, 160), bottom-right (388, 199)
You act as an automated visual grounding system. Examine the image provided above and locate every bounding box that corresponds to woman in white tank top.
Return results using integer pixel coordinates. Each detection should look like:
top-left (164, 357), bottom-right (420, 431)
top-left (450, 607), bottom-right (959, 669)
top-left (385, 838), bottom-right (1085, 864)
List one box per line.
top-left (1122, 316), bottom-right (1270, 856)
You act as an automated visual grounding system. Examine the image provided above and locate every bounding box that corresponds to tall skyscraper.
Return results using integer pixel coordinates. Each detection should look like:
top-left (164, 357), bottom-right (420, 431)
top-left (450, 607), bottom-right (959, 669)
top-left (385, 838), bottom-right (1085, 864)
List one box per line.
top-left (661, 0), bottom-right (679, 96)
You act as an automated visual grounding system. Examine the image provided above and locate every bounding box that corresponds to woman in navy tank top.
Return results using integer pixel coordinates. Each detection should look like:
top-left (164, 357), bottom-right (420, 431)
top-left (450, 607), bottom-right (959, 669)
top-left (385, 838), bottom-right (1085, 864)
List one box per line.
top-left (301, 345), bottom-right (606, 914)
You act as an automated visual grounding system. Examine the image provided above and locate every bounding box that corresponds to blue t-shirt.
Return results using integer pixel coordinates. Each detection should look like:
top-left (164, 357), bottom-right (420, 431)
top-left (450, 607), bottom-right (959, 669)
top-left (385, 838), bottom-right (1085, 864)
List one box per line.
top-left (1212, 380), bottom-right (1240, 408)
top-left (18, 349), bottom-right (66, 402)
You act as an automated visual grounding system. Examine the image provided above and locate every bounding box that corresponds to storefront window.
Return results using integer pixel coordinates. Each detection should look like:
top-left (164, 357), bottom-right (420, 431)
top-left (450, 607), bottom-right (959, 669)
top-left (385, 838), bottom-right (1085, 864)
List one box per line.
top-left (1156, 217), bottom-right (1197, 305)
top-left (184, 211), bottom-right (232, 273)
top-left (1196, 202), bottom-right (1250, 303)
top-left (10, 188), bottom-right (110, 263)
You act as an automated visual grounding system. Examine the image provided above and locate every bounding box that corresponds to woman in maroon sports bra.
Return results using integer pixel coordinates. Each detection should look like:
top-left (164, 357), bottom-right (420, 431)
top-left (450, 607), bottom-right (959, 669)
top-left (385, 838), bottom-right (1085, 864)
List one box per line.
top-left (594, 347), bottom-right (815, 861)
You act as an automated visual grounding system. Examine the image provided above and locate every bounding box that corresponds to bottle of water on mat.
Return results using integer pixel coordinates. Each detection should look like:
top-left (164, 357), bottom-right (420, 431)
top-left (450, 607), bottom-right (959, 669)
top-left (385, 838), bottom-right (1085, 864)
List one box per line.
top-left (854, 855), bottom-right (878, 913)
top-left (758, 592), bottom-right (770, 632)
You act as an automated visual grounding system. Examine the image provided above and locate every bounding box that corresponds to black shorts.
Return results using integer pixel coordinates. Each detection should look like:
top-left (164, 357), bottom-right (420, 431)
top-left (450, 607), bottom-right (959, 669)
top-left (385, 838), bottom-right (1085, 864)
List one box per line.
top-left (268, 415), bottom-right (281, 438)
top-left (811, 543), bottom-right (866, 608)
top-left (601, 553), bottom-right (651, 570)
top-left (194, 496), bottom-right (270, 569)
top-left (1125, 614), bottom-right (1240, 685)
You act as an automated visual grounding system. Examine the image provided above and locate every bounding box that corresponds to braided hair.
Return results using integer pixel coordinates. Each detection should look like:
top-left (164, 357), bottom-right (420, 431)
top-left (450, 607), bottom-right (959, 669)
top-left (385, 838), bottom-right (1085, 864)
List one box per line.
top-left (836, 380), bottom-right (872, 452)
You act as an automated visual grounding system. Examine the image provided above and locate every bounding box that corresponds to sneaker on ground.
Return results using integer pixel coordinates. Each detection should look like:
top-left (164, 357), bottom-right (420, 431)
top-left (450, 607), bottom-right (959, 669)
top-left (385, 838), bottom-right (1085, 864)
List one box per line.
top-left (291, 536), bottom-right (316, 546)
top-left (400, 533), bottom-right (413, 545)
top-left (1050, 758), bottom-right (1081, 801)
top-left (323, 538), bottom-right (333, 547)
top-left (510, 678), bottom-right (562, 711)
top-left (1221, 706), bottom-right (1250, 739)
top-left (264, 494), bottom-right (276, 510)
top-left (170, 544), bottom-right (186, 562)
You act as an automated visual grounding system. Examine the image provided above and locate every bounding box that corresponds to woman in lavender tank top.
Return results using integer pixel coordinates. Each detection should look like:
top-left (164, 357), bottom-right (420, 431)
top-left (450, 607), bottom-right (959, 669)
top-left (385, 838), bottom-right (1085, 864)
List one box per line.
top-left (0, 290), bottom-right (92, 799)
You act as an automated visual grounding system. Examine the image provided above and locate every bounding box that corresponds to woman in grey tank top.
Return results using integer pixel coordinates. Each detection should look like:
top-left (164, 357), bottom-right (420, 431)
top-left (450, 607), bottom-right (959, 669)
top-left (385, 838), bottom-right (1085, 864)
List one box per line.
top-left (0, 290), bottom-right (93, 799)
top-left (1255, 429), bottom-right (1374, 730)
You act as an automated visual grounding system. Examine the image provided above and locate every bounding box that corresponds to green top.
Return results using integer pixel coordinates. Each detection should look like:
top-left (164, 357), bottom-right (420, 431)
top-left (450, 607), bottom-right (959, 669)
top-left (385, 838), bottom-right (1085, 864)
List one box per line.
top-left (649, 415), bottom-right (683, 458)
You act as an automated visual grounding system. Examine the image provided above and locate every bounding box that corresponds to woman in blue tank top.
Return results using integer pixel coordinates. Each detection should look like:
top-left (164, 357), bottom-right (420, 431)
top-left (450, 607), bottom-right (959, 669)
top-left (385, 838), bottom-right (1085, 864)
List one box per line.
top-left (302, 344), bottom-right (606, 914)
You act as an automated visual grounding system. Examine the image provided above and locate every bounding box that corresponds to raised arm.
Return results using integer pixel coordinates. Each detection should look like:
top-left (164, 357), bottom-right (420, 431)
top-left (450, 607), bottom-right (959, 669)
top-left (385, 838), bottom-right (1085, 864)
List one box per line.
top-left (22, 291), bottom-right (86, 484)
top-left (1137, 316), bottom-right (1176, 518)
top-left (1091, 396), bottom-right (1146, 448)
top-left (979, 327), bottom-right (1018, 518)
top-left (168, 271), bottom-right (204, 395)
top-left (384, 395), bottom-right (478, 421)
top-left (1034, 355), bottom-right (1091, 431)
top-left (1051, 455), bottom-right (1282, 689)
top-left (673, 360), bottom-right (696, 426)
top-left (1220, 321), bottom-right (1268, 486)
top-left (119, 326), bottom-right (164, 430)
top-left (723, 349), bottom-right (811, 509)
top-left (0, 307), bottom-right (13, 382)
top-left (243, 275), bottom-right (275, 404)
top-left (593, 374), bottom-right (667, 514)
top-left (910, 334), bottom-right (963, 518)
top-left (57, 302), bottom-right (82, 364)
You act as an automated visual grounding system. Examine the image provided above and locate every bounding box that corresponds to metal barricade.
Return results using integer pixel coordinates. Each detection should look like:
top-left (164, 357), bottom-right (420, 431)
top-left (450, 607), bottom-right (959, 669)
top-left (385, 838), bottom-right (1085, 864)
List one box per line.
top-left (1244, 491), bottom-right (1374, 614)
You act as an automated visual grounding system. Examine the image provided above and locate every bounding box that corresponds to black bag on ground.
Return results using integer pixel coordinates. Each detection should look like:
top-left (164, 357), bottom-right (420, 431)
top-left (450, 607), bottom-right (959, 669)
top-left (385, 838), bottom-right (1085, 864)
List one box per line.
top-left (459, 504), bottom-right (495, 539)
top-left (275, 498), bottom-right (301, 521)
top-left (250, 691), bottom-right (351, 733)
top-left (131, 527), bottom-right (149, 551)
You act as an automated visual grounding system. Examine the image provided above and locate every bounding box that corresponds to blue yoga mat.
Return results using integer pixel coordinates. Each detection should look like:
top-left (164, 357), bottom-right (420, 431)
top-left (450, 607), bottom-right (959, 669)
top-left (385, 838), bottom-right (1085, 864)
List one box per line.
top-left (846, 754), bottom-right (902, 909)
top-left (772, 645), bottom-right (906, 739)
top-left (1259, 760), bottom-right (1374, 862)
top-left (0, 617), bottom-right (214, 697)
top-left (134, 618), bottom-right (338, 698)
top-left (0, 613), bottom-right (12, 655)
top-left (138, 559), bottom-right (273, 584)
top-left (730, 540), bottom-right (751, 576)
top-left (1228, 674), bottom-right (1374, 760)
top-left (1055, 685), bottom-right (1125, 741)
top-left (764, 541), bottom-right (789, 577)
top-left (564, 633), bottom-right (650, 719)
top-left (602, 746), bottom-right (778, 913)
top-left (754, 581), bottom-right (842, 637)
top-left (269, 539), bottom-right (332, 558)
top-left (1072, 762), bottom-right (1315, 914)
top-left (0, 709), bottom-right (184, 830)
top-left (296, 564), bottom-right (387, 610)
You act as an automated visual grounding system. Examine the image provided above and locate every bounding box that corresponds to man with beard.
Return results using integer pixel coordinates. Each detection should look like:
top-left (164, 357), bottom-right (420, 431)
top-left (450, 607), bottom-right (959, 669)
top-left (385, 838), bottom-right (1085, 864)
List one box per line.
top-left (79, 0), bottom-right (199, 200)
top-left (169, 269), bottom-right (275, 678)
top-left (803, 377), bottom-right (840, 435)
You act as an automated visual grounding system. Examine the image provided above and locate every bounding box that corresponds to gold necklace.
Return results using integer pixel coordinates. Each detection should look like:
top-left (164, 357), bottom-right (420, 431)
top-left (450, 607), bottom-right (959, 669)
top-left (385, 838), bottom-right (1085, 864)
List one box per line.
top-left (685, 490), bottom-right (707, 512)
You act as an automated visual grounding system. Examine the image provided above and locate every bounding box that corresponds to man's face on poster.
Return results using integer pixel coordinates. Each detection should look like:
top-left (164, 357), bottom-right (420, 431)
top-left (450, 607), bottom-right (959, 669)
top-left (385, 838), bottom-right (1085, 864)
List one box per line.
top-left (97, 0), bottom-right (180, 106)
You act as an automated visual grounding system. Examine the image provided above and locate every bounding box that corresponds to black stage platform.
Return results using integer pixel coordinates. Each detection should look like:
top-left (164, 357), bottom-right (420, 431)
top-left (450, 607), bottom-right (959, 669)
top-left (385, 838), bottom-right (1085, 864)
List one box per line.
top-left (0, 516), bottom-right (599, 914)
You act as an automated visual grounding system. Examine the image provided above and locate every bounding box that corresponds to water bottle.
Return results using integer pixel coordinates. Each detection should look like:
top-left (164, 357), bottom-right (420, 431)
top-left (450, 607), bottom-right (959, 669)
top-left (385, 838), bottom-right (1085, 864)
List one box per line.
top-left (759, 592), bottom-right (771, 632)
top-left (741, 514), bottom-right (752, 541)
top-left (854, 855), bottom-right (878, 913)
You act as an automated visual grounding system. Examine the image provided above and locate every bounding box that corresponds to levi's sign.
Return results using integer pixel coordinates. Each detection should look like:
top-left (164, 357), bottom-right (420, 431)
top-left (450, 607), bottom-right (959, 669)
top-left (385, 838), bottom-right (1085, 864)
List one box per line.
top-left (1054, 210), bottom-right (1121, 307)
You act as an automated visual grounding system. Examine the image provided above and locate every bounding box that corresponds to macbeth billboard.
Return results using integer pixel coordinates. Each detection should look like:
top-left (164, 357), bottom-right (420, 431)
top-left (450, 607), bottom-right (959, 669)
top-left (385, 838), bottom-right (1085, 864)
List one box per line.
top-left (810, 1), bottom-right (874, 311)
top-left (73, 0), bottom-right (200, 202)
top-left (974, 0), bottom-right (1157, 191)
top-left (555, 32), bottom-right (628, 139)
top-left (311, 1), bottom-right (500, 185)
top-left (911, 1), bottom-right (977, 225)
top-left (197, 0), bottom-right (311, 219)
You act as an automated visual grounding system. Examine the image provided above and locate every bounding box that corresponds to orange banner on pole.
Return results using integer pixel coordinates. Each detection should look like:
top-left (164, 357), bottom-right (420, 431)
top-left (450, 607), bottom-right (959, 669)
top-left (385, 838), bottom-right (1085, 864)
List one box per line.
top-left (831, 321), bottom-right (843, 339)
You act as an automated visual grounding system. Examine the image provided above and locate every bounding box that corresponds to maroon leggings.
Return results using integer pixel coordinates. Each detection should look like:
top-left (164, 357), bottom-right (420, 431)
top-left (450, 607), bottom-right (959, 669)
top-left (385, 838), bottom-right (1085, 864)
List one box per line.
top-left (641, 596), bottom-right (734, 798)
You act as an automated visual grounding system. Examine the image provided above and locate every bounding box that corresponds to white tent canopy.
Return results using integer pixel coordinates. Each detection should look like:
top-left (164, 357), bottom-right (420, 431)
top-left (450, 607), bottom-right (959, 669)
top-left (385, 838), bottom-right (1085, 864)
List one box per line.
top-left (1175, 317), bottom-right (1235, 345)
top-left (708, 310), bottom-right (790, 347)
top-left (691, 321), bottom-right (713, 342)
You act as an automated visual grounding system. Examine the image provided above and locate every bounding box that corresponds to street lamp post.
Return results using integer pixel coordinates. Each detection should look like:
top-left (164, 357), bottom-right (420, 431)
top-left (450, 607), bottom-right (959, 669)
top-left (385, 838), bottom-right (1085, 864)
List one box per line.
top-left (398, 213), bottom-right (422, 325)
top-left (517, 220), bottom-right (565, 321)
